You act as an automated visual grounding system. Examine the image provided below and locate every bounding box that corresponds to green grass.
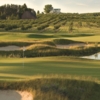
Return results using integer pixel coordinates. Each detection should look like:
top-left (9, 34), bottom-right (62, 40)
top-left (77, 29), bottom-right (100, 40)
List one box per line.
top-left (0, 32), bottom-right (100, 42)
top-left (0, 32), bottom-right (99, 47)
top-left (0, 32), bottom-right (100, 82)
top-left (0, 56), bottom-right (100, 82)
top-left (67, 35), bottom-right (100, 42)
top-left (0, 32), bottom-right (37, 41)
top-left (0, 32), bottom-right (60, 41)
top-left (0, 56), bottom-right (100, 100)
top-left (0, 30), bottom-right (100, 99)
top-left (0, 17), bottom-right (100, 100)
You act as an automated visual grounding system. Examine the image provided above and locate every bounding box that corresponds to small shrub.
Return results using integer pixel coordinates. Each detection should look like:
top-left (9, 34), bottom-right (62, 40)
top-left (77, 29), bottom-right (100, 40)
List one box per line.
top-left (54, 25), bottom-right (61, 30)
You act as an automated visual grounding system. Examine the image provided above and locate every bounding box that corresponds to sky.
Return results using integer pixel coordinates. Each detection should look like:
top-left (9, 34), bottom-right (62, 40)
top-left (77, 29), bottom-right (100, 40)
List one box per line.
top-left (0, 0), bottom-right (100, 13)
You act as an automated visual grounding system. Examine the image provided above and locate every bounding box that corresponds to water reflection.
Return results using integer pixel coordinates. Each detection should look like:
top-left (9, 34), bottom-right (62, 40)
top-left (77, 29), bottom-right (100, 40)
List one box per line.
top-left (81, 52), bottom-right (100, 60)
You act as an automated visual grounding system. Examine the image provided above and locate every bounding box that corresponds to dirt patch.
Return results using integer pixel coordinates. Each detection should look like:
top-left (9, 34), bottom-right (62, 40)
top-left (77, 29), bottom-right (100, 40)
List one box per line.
top-left (0, 90), bottom-right (33, 100)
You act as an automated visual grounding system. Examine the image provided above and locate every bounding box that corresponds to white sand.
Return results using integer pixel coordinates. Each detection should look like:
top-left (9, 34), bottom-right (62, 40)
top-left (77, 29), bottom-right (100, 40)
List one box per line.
top-left (0, 45), bottom-right (21, 51)
top-left (56, 43), bottom-right (86, 49)
top-left (0, 90), bottom-right (33, 100)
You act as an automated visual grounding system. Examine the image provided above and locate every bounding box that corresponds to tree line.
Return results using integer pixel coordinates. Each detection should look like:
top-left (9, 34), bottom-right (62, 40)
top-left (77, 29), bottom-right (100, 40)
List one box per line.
top-left (0, 3), bottom-right (36, 19)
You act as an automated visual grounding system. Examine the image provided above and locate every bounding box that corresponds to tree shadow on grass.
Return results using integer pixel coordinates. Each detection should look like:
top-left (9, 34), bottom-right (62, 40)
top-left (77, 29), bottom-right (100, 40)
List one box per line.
top-left (59, 33), bottom-right (95, 37)
top-left (27, 34), bottom-right (56, 39)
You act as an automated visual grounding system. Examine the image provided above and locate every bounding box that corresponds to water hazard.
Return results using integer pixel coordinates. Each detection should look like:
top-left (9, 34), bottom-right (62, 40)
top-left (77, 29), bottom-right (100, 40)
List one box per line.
top-left (82, 52), bottom-right (100, 60)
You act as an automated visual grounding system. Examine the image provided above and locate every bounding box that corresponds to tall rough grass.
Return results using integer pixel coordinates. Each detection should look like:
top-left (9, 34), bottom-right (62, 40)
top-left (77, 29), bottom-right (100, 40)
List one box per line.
top-left (0, 78), bottom-right (100, 100)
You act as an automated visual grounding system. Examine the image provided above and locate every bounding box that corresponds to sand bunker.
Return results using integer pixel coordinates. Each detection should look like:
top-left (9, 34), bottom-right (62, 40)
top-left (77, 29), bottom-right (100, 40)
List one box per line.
top-left (56, 43), bottom-right (86, 49)
top-left (0, 90), bottom-right (33, 100)
top-left (0, 45), bottom-right (21, 51)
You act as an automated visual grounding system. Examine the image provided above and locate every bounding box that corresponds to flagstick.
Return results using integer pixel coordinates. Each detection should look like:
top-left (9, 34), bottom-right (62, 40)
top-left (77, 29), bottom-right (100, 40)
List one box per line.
top-left (23, 46), bottom-right (25, 68)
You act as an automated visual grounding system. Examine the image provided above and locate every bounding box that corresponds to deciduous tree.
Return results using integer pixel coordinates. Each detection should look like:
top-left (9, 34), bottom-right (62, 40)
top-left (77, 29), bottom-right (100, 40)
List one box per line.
top-left (44, 4), bottom-right (53, 13)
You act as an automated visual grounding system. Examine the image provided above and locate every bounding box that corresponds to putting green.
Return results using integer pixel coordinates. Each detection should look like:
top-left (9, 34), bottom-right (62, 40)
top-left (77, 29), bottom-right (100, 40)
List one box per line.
top-left (0, 56), bottom-right (100, 81)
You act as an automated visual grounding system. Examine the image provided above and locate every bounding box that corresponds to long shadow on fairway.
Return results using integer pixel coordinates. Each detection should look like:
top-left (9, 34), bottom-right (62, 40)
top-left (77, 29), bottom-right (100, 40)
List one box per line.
top-left (27, 34), bottom-right (56, 39)
top-left (59, 33), bottom-right (94, 37)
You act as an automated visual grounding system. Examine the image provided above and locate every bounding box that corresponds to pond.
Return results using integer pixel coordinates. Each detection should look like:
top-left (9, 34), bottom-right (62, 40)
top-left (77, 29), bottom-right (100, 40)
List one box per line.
top-left (81, 52), bottom-right (100, 60)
